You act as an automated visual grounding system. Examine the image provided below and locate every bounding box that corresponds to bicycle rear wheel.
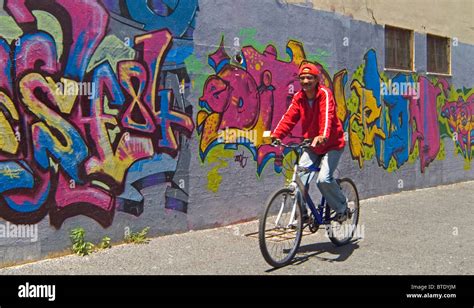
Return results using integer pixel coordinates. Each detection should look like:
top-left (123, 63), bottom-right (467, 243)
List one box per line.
top-left (258, 188), bottom-right (303, 268)
top-left (327, 178), bottom-right (360, 246)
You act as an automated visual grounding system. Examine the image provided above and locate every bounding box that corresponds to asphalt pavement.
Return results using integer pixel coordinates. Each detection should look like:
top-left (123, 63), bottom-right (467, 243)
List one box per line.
top-left (0, 181), bottom-right (473, 275)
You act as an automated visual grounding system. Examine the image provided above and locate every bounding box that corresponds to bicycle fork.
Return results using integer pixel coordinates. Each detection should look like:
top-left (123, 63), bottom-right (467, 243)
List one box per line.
top-left (274, 192), bottom-right (299, 228)
top-left (284, 163), bottom-right (308, 227)
top-left (277, 164), bottom-right (308, 228)
top-left (288, 196), bottom-right (298, 227)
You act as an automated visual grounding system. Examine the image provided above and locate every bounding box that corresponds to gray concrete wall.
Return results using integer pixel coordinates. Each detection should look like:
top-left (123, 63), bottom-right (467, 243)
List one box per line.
top-left (0, 0), bottom-right (472, 265)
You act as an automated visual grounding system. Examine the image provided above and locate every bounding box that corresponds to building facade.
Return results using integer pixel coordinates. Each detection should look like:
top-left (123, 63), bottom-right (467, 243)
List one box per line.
top-left (0, 0), bottom-right (472, 264)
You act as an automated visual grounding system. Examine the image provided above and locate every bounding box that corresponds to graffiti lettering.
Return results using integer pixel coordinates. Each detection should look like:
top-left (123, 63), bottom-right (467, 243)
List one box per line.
top-left (197, 40), bottom-right (473, 191)
top-left (0, 0), bottom-right (195, 228)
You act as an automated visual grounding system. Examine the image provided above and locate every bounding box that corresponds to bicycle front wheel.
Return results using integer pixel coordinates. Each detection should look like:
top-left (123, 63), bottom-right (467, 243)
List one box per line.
top-left (258, 188), bottom-right (303, 268)
top-left (327, 178), bottom-right (360, 246)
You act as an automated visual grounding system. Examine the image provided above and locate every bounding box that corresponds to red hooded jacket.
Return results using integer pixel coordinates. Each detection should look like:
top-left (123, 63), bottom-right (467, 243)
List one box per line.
top-left (271, 84), bottom-right (345, 155)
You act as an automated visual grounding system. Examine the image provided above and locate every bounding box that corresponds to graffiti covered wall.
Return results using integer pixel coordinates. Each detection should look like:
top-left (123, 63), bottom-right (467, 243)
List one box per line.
top-left (0, 0), bottom-right (473, 264)
top-left (0, 0), bottom-right (197, 262)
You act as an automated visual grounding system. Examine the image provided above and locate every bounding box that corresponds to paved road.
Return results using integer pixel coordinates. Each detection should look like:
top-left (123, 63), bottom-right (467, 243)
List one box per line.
top-left (1, 181), bottom-right (473, 275)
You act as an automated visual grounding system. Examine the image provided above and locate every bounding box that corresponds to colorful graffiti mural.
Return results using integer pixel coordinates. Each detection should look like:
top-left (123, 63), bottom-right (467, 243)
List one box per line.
top-left (0, 0), bottom-right (195, 228)
top-left (441, 88), bottom-right (474, 165)
top-left (196, 37), bottom-right (347, 178)
top-left (346, 51), bottom-right (474, 172)
top-left (0, 0), bottom-right (472, 227)
top-left (197, 40), bottom-right (473, 190)
top-left (348, 50), bottom-right (448, 173)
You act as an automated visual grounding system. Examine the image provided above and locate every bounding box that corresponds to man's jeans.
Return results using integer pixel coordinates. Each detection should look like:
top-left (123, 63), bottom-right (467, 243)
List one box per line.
top-left (298, 148), bottom-right (347, 214)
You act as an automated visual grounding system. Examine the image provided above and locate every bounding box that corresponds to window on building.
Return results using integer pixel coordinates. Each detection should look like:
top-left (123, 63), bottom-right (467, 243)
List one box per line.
top-left (385, 25), bottom-right (414, 71)
top-left (427, 34), bottom-right (450, 74)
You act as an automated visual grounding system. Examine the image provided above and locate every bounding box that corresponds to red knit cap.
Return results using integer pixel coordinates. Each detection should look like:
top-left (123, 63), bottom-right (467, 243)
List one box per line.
top-left (298, 63), bottom-right (320, 76)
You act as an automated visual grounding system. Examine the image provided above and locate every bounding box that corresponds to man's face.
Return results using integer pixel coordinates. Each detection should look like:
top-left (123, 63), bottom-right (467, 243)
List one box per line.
top-left (299, 74), bottom-right (318, 92)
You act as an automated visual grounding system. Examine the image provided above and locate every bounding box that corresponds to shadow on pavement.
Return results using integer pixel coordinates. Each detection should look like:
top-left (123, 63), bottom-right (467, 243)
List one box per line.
top-left (264, 239), bottom-right (360, 272)
top-left (294, 240), bottom-right (360, 264)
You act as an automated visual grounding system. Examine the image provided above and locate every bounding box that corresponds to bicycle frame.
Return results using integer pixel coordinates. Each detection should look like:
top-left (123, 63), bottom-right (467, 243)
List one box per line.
top-left (286, 148), bottom-right (331, 226)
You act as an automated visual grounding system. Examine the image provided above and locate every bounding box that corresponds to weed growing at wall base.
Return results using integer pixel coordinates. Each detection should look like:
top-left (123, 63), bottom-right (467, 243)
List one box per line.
top-left (124, 226), bottom-right (151, 244)
top-left (69, 228), bottom-right (95, 256)
top-left (99, 236), bottom-right (112, 249)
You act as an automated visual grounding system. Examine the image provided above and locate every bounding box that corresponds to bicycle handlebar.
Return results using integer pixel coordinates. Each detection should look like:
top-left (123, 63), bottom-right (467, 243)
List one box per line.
top-left (271, 139), bottom-right (312, 149)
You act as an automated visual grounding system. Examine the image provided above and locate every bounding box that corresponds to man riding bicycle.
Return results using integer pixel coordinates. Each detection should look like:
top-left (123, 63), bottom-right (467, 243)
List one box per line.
top-left (270, 62), bottom-right (348, 223)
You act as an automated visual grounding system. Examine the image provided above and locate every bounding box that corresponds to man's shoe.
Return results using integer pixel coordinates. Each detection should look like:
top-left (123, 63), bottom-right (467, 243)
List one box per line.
top-left (301, 207), bottom-right (311, 224)
top-left (302, 214), bottom-right (310, 224)
top-left (334, 209), bottom-right (349, 223)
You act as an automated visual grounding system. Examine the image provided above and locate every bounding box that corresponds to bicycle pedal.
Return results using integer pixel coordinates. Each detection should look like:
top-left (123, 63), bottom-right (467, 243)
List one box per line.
top-left (308, 222), bottom-right (319, 233)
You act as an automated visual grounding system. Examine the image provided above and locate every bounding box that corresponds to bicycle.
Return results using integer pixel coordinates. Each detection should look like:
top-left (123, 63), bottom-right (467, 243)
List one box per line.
top-left (258, 139), bottom-right (360, 268)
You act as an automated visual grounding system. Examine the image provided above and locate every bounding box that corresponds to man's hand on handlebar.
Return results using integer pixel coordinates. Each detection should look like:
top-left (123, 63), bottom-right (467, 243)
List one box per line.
top-left (311, 135), bottom-right (327, 147)
top-left (301, 139), bottom-right (312, 148)
top-left (271, 137), bottom-right (282, 146)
